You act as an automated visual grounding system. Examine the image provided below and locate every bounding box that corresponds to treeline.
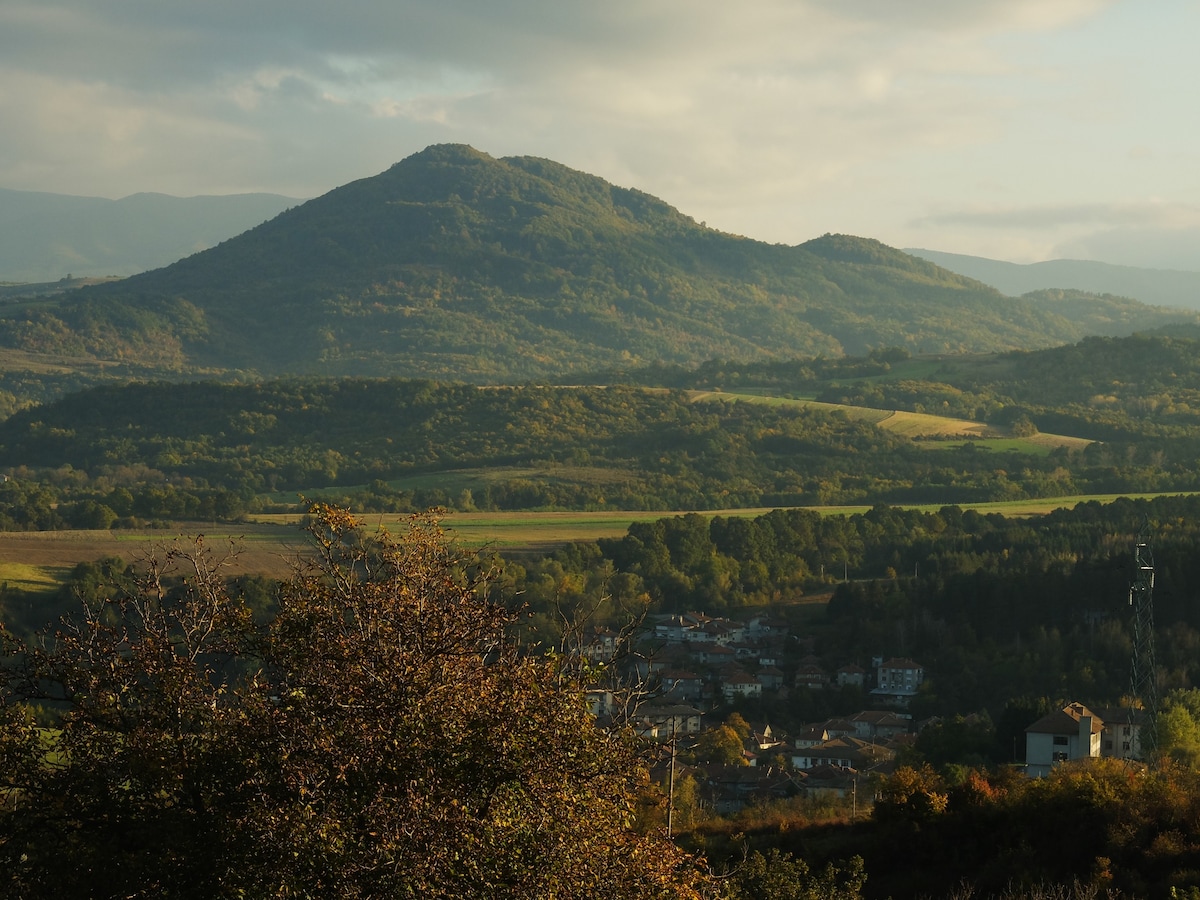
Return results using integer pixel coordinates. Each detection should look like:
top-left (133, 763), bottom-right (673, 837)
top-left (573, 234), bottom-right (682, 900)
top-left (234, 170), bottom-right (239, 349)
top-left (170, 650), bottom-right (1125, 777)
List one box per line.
top-left (717, 760), bottom-right (1200, 899)
top-left (0, 476), bottom-right (255, 531)
top-left (620, 335), bottom-right (1200, 443)
top-left (4, 373), bottom-right (1200, 524)
top-left (499, 494), bottom-right (1200, 721)
top-left (13, 491), bottom-right (1196, 720)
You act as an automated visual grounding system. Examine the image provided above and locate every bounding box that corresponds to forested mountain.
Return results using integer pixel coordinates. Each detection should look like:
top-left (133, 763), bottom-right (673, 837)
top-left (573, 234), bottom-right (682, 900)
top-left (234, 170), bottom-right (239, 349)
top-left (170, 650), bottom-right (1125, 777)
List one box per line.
top-left (0, 145), bottom-right (1190, 381)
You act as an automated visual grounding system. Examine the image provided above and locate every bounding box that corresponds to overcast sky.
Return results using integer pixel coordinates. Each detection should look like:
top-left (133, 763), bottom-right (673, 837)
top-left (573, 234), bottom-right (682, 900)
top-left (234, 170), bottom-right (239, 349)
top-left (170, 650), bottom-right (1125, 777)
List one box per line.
top-left (2, 0), bottom-right (1197, 269)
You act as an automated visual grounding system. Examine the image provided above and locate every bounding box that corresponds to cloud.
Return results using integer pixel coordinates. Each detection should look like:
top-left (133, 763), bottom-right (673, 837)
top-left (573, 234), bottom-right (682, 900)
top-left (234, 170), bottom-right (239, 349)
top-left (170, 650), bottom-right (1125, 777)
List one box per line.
top-left (0, 0), bottom-right (1134, 249)
top-left (918, 201), bottom-right (1200, 231)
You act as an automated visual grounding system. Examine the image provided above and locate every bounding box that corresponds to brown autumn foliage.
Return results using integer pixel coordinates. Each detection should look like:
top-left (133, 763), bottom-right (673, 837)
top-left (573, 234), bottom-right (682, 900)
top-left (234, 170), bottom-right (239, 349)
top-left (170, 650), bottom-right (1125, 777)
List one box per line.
top-left (0, 505), bottom-right (709, 899)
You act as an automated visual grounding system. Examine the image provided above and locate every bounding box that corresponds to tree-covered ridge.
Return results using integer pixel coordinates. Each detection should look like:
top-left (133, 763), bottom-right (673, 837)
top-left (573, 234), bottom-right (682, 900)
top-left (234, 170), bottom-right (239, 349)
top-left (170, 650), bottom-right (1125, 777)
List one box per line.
top-left (5, 374), bottom-right (1199, 522)
top-left (791, 336), bottom-right (1200, 458)
top-left (0, 145), bottom-right (1189, 380)
top-left (0, 378), bottom-right (915, 510)
top-left (613, 334), bottom-right (1200, 440)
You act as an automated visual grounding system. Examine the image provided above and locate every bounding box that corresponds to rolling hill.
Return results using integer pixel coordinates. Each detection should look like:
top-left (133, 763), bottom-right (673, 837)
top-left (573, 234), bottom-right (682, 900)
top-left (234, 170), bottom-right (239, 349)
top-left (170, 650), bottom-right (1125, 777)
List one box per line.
top-left (906, 248), bottom-right (1200, 311)
top-left (0, 145), bottom-right (1193, 381)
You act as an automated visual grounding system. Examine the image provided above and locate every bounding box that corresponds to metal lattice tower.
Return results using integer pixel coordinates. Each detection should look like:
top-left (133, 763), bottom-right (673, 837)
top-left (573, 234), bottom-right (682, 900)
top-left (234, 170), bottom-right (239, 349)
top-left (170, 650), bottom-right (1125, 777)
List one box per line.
top-left (1129, 532), bottom-right (1158, 759)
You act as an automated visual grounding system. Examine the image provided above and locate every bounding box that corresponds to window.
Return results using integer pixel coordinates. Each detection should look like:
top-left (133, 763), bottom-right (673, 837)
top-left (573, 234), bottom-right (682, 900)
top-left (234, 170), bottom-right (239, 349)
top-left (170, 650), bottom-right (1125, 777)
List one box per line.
top-left (1053, 736), bottom-right (1069, 746)
top-left (1052, 751), bottom-right (1069, 762)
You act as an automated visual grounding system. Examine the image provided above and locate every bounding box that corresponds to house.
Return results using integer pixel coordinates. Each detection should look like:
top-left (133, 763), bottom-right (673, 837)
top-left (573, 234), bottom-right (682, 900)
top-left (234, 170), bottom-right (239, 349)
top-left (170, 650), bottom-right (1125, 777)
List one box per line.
top-left (731, 642), bottom-right (759, 661)
top-left (1025, 701), bottom-right (1103, 777)
top-left (745, 615), bottom-right (789, 640)
top-left (791, 736), bottom-right (895, 772)
top-left (660, 670), bottom-right (705, 702)
top-left (871, 657), bottom-right (924, 708)
top-left (695, 643), bottom-right (736, 666)
top-left (635, 702), bottom-right (705, 740)
top-left (702, 765), bottom-right (797, 814)
top-left (836, 664), bottom-right (866, 688)
top-left (749, 723), bottom-right (789, 753)
top-left (796, 764), bottom-right (859, 800)
top-left (848, 710), bottom-right (911, 740)
top-left (579, 626), bottom-right (620, 662)
top-left (823, 718), bottom-right (859, 739)
top-left (792, 724), bottom-right (831, 748)
top-left (653, 612), bottom-right (715, 643)
top-left (652, 614), bottom-right (692, 643)
top-left (708, 619), bottom-right (745, 643)
top-left (757, 650), bottom-right (781, 668)
top-left (721, 671), bottom-right (763, 703)
top-left (794, 663), bottom-right (829, 691)
top-left (756, 665), bottom-right (785, 691)
top-left (585, 689), bottom-right (614, 719)
top-left (1094, 705), bottom-right (1151, 761)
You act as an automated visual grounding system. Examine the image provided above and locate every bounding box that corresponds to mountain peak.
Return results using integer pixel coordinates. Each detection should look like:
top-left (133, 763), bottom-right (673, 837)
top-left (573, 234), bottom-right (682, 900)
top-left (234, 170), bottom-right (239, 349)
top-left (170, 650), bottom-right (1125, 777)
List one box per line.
top-left (390, 143), bottom-right (494, 169)
top-left (3, 149), bottom-right (1190, 380)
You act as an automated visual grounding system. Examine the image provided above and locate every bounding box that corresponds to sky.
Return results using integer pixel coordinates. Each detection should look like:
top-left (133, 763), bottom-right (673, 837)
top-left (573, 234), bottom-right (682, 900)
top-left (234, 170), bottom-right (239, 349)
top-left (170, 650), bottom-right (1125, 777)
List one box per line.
top-left (1, 0), bottom-right (1198, 270)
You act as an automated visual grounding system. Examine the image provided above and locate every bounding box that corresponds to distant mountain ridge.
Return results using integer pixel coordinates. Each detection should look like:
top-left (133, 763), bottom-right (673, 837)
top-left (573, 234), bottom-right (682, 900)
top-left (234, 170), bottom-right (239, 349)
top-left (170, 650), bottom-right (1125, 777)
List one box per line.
top-left (906, 248), bottom-right (1200, 311)
top-left (0, 187), bottom-right (300, 283)
top-left (0, 144), bottom-right (1193, 381)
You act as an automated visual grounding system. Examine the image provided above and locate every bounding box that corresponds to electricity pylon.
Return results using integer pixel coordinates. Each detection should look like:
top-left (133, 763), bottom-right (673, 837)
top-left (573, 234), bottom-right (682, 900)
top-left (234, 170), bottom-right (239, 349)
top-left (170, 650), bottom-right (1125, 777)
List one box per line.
top-left (1129, 531), bottom-right (1158, 760)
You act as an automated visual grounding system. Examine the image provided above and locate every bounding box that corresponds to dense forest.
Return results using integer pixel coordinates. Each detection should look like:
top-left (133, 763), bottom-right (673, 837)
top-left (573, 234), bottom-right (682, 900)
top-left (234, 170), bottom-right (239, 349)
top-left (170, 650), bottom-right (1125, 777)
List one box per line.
top-left (4, 334), bottom-right (1200, 526)
top-left (0, 375), bottom-right (1174, 526)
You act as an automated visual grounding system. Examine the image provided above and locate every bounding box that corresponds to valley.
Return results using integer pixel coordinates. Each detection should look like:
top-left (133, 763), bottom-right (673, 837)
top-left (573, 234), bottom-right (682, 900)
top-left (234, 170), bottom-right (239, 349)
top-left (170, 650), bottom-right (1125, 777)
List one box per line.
top-left (4, 146), bottom-right (1200, 899)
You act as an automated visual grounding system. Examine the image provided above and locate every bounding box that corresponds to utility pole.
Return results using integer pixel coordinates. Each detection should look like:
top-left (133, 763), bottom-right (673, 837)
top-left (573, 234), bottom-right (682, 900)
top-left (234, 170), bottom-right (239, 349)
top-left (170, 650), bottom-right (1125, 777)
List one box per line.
top-left (1129, 530), bottom-right (1158, 760)
top-left (666, 718), bottom-right (677, 839)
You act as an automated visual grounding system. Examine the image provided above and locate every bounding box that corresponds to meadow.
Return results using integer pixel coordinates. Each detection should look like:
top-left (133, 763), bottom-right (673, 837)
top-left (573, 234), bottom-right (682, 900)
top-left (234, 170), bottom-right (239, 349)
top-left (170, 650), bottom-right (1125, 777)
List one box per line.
top-left (690, 389), bottom-right (1089, 451)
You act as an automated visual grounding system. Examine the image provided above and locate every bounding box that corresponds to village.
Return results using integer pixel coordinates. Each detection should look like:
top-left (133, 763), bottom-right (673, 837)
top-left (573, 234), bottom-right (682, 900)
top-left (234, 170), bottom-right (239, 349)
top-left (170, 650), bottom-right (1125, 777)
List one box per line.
top-left (580, 610), bottom-right (1153, 816)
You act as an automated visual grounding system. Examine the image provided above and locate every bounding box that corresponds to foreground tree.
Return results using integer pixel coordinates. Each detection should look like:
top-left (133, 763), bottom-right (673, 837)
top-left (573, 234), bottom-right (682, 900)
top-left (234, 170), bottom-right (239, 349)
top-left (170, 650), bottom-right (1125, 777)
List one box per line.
top-left (1, 506), bottom-right (708, 899)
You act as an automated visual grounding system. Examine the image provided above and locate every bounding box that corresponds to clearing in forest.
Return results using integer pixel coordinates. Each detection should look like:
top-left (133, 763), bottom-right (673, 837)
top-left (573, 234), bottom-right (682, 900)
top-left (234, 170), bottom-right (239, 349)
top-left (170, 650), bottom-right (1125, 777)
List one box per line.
top-left (689, 391), bottom-right (1091, 451)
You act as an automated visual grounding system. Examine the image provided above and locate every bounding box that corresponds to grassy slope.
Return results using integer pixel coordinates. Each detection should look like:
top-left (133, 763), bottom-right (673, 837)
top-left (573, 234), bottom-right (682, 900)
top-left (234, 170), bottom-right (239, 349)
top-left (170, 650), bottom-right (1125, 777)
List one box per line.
top-left (690, 390), bottom-right (1090, 449)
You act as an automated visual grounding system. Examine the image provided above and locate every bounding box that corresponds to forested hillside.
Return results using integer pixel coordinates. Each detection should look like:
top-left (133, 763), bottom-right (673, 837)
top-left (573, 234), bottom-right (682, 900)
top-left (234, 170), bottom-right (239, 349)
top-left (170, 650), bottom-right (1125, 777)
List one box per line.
top-left (618, 334), bottom-right (1200, 440)
top-left (4, 333), bottom-right (1200, 523)
top-left (0, 368), bottom-right (1195, 527)
top-left (0, 145), bottom-right (1189, 381)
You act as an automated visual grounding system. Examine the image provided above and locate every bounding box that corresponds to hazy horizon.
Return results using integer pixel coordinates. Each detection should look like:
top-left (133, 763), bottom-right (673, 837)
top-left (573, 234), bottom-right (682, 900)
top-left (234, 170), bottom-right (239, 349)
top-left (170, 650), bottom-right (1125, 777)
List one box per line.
top-left (2, 1), bottom-right (1198, 269)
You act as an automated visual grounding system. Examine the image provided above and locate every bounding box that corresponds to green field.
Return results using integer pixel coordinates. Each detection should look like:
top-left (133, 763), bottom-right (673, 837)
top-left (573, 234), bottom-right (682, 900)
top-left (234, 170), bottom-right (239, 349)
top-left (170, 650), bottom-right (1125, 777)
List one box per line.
top-left (252, 491), bottom-right (1186, 550)
top-left (692, 390), bottom-right (1091, 450)
top-left (0, 561), bottom-right (67, 593)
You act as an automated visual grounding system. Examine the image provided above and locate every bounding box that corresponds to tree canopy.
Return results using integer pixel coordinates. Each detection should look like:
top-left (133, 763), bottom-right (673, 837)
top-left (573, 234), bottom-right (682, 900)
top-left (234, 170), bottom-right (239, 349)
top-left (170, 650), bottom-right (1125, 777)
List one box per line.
top-left (0, 506), bottom-right (707, 898)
